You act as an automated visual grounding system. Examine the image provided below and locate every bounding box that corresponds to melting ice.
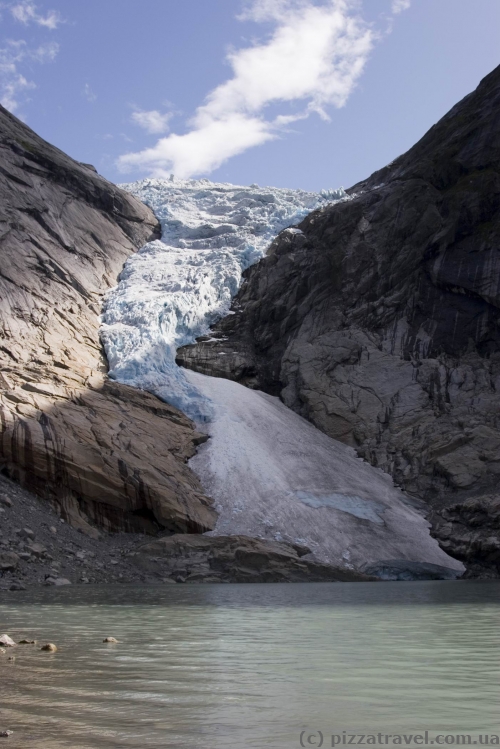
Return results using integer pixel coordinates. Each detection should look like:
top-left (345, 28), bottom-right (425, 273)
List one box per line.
top-left (101, 177), bottom-right (346, 420)
top-left (100, 177), bottom-right (463, 572)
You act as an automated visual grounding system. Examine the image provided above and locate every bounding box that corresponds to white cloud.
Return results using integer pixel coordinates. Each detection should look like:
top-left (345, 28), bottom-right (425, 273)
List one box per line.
top-left (118, 0), bottom-right (374, 179)
top-left (391, 0), bottom-right (410, 14)
top-left (0, 36), bottom-right (58, 113)
top-left (82, 83), bottom-right (96, 103)
top-left (131, 109), bottom-right (172, 134)
top-left (10, 1), bottom-right (62, 29)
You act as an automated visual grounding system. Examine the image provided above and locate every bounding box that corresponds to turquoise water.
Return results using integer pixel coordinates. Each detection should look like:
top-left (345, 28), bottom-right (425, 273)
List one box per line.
top-left (0, 581), bottom-right (499, 748)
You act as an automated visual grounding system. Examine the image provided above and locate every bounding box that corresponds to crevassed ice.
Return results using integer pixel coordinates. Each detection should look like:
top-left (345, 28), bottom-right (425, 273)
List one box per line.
top-left (100, 177), bottom-right (347, 420)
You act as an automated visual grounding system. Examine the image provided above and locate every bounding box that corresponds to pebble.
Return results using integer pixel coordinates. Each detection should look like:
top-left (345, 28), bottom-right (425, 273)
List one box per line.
top-left (29, 543), bottom-right (47, 557)
top-left (0, 495), bottom-right (12, 508)
top-left (17, 528), bottom-right (35, 541)
top-left (40, 643), bottom-right (57, 652)
top-left (9, 583), bottom-right (26, 591)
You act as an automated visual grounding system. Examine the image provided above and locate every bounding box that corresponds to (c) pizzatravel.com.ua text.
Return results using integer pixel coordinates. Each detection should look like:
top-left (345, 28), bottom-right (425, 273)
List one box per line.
top-left (299, 732), bottom-right (500, 747)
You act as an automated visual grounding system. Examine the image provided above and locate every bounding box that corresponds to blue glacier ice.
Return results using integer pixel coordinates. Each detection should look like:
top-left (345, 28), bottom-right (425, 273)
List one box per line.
top-left (100, 177), bottom-right (348, 420)
top-left (99, 177), bottom-right (465, 572)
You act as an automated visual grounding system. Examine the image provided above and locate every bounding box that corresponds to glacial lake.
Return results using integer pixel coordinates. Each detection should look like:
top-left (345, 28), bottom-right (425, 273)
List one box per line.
top-left (1, 581), bottom-right (499, 748)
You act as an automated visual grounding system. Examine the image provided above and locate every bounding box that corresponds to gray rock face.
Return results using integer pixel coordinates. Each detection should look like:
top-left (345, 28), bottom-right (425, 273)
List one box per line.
top-left (178, 66), bottom-right (500, 571)
top-left (361, 560), bottom-right (461, 581)
top-left (134, 534), bottom-right (374, 583)
top-left (0, 104), bottom-right (215, 535)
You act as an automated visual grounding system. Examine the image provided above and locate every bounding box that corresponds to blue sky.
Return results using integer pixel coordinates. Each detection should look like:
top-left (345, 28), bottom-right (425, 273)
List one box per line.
top-left (1, 0), bottom-right (499, 192)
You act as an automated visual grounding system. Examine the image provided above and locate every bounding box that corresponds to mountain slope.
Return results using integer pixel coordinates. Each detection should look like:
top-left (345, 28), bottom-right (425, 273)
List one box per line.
top-left (0, 104), bottom-right (215, 536)
top-left (178, 65), bottom-right (500, 573)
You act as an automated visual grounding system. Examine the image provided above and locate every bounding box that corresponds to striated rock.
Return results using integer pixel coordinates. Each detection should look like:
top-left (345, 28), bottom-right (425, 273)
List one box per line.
top-left (0, 104), bottom-right (215, 535)
top-left (178, 66), bottom-right (500, 570)
top-left (431, 494), bottom-right (500, 575)
top-left (134, 534), bottom-right (374, 583)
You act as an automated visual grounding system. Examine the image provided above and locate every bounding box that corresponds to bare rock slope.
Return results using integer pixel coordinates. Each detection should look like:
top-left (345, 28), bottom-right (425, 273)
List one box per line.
top-left (178, 66), bottom-right (500, 573)
top-left (0, 105), bottom-right (215, 536)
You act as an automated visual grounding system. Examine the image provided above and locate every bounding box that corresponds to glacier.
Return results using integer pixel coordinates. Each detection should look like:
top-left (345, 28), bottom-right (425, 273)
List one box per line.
top-left (100, 176), bottom-right (463, 574)
top-left (101, 177), bottom-right (346, 420)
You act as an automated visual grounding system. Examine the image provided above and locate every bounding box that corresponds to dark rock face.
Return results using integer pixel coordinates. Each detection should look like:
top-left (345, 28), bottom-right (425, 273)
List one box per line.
top-left (134, 534), bottom-right (374, 583)
top-left (178, 66), bottom-right (500, 570)
top-left (0, 104), bottom-right (216, 535)
top-left (431, 495), bottom-right (500, 576)
top-left (361, 560), bottom-right (461, 582)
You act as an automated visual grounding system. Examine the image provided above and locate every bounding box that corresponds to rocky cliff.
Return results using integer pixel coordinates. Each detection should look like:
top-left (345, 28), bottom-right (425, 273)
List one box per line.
top-left (0, 105), bottom-right (215, 536)
top-left (177, 65), bottom-right (500, 574)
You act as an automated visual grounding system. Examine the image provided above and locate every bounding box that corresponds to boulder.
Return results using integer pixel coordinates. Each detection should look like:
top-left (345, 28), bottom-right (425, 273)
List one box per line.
top-left (44, 577), bottom-right (71, 587)
top-left (0, 552), bottom-right (19, 571)
top-left (0, 635), bottom-right (16, 647)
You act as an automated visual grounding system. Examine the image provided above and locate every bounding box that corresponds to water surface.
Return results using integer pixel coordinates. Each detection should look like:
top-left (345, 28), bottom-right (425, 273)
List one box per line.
top-left (1, 581), bottom-right (499, 748)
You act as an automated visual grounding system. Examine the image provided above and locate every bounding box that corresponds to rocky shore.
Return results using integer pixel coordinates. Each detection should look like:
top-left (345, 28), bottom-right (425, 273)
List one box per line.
top-left (0, 473), bottom-right (373, 588)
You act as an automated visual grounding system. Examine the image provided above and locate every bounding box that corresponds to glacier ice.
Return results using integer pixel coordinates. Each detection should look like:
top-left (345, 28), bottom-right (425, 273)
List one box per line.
top-left (101, 177), bottom-right (347, 420)
top-left (100, 176), bottom-right (463, 572)
top-left (184, 370), bottom-right (464, 571)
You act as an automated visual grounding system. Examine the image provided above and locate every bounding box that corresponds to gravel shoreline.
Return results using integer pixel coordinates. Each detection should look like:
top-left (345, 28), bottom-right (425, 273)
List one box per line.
top-left (0, 475), bottom-right (170, 591)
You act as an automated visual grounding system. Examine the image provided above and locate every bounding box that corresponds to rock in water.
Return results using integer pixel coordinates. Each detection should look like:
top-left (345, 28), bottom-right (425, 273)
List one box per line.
top-left (0, 635), bottom-right (16, 648)
top-left (0, 103), bottom-right (215, 536)
top-left (40, 643), bottom-right (57, 652)
top-left (103, 637), bottom-right (119, 643)
top-left (179, 65), bottom-right (500, 575)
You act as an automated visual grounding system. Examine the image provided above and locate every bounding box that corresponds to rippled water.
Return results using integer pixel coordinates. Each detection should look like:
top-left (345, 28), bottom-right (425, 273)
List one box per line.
top-left (1, 582), bottom-right (499, 749)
